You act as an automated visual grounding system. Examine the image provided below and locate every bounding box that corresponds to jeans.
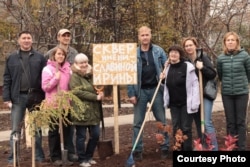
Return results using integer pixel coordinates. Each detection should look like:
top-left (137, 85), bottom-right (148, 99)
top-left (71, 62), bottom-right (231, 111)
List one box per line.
top-left (192, 98), bottom-right (218, 150)
top-left (192, 97), bottom-right (218, 151)
top-left (75, 125), bottom-right (100, 163)
top-left (170, 105), bottom-right (193, 151)
top-left (222, 94), bottom-right (248, 151)
top-left (8, 93), bottom-right (44, 163)
top-left (204, 97), bottom-right (218, 151)
top-left (132, 87), bottom-right (169, 152)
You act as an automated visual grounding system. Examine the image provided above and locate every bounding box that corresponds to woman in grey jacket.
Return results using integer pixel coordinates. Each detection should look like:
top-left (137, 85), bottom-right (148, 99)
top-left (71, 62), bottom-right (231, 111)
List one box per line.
top-left (162, 45), bottom-right (200, 151)
top-left (217, 31), bottom-right (250, 151)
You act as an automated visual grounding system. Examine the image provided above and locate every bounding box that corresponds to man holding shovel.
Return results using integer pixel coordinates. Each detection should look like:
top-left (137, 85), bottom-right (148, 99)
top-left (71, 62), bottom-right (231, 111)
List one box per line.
top-left (127, 26), bottom-right (169, 161)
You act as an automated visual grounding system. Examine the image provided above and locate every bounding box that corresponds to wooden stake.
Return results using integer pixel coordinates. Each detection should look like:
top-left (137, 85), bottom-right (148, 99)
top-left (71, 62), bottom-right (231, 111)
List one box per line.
top-left (113, 85), bottom-right (119, 154)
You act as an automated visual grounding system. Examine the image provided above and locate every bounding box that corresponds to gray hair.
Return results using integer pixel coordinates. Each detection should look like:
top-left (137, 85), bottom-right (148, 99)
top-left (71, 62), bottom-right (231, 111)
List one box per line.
top-left (74, 53), bottom-right (89, 63)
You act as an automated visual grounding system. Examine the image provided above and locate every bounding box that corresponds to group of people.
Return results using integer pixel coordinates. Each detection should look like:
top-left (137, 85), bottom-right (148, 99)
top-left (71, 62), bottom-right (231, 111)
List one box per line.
top-left (127, 26), bottom-right (250, 161)
top-left (3, 29), bottom-right (102, 167)
top-left (2, 25), bottom-right (250, 167)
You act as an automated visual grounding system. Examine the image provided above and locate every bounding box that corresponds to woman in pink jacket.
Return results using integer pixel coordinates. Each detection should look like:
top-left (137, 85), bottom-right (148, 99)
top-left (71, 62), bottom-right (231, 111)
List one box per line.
top-left (42, 46), bottom-right (72, 166)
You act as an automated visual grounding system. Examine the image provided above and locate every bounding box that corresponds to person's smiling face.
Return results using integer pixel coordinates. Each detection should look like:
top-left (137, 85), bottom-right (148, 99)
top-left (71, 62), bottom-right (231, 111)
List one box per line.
top-left (54, 48), bottom-right (66, 64)
top-left (169, 50), bottom-right (180, 64)
top-left (57, 32), bottom-right (71, 45)
top-left (18, 33), bottom-right (33, 51)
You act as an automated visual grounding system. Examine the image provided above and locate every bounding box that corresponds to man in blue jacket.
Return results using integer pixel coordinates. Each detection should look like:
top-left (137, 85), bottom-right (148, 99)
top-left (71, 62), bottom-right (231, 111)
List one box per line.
top-left (127, 26), bottom-right (169, 161)
top-left (3, 31), bottom-right (47, 166)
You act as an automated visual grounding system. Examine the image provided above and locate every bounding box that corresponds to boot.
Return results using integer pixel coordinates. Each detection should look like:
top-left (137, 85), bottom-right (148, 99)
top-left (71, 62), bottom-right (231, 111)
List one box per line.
top-left (207, 133), bottom-right (218, 151)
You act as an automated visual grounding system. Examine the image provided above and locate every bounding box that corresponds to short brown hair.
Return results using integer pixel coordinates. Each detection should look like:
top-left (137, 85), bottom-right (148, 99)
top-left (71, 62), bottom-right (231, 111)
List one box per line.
top-left (18, 31), bottom-right (32, 38)
top-left (168, 45), bottom-right (187, 60)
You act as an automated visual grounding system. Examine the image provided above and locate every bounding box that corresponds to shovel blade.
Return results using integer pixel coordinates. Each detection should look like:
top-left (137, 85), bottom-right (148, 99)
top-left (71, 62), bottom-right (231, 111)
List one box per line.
top-left (125, 153), bottom-right (135, 167)
top-left (97, 140), bottom-right (114, 159)
top-left (62, 150), bottom-right (68, 166)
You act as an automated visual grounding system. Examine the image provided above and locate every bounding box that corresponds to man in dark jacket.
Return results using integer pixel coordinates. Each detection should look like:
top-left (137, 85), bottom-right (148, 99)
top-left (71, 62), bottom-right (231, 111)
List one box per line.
top-left (2, 31), bottom-right (47, 166)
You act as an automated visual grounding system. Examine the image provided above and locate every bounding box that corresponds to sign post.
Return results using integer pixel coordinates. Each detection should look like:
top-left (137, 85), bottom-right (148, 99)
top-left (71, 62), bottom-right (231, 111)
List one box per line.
top-left (93, 43), bottom-right (137, 154)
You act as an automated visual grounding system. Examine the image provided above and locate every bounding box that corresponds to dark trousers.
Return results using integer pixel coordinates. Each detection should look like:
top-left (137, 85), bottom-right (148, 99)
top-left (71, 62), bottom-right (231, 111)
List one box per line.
top-left (66, 125), bottom-right (76, 155)
top-left (192, 110), bottom-right (202, 139)
top-left (75, 125), bottom-right (100, 163)
top-left (222, 94), bottom-right (248, 151)
top-left (48, 123), bottom-right (71, 161)
top-left (170, 105), bottom-right (193, 151)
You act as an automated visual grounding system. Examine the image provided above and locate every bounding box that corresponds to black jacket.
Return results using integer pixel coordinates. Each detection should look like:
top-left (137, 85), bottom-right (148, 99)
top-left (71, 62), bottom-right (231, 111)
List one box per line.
top-left (2, 48), bottom-right (47, 103)
top-left (191, 50), bottom-right (217, 88)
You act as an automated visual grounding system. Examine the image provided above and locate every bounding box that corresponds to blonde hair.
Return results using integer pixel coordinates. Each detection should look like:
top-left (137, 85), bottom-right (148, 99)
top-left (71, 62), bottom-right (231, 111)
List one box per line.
top-left (222, 32), bottom-right (241, 54)
top-left (138, 26), bottom-right (151, 35)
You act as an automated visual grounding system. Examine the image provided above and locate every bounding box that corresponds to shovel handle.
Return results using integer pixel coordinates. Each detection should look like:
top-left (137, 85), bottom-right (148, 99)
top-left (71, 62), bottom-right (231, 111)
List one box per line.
top-left (198, 70), bottom-right (205, 134)
top-left (131, 63), bottom-right (168, 152)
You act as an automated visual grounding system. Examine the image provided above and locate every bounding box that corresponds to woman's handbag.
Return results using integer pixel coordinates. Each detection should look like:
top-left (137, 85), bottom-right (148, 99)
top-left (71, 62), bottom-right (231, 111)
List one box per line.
top-left (204, 79), bottom-right (218, 100)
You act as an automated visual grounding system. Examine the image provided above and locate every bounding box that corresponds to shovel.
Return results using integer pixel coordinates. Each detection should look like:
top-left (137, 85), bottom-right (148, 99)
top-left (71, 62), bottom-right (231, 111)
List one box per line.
top-left (97, 127), bottom-right (114, 160)
top-left (95, 86), bottom-right (114, 159)
top-left (13, 133), bottom-right (18, 167)
top-left (97, 100), bottom-right (113, 160)
top-left (56, 64), bottom-right (68, 166)
top-left (125, 64), bottom-right (168, 167)
top-left (198, 70), bottom-right (205, 145)
top-left (59, 117), bottom-right (68, 166)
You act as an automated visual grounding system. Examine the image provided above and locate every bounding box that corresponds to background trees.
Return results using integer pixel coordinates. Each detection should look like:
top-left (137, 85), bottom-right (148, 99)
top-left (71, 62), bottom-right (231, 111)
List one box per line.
top-left (1, 0), bottom-right (249, 55)
top-left (0, 0), bottom-right (250, 85)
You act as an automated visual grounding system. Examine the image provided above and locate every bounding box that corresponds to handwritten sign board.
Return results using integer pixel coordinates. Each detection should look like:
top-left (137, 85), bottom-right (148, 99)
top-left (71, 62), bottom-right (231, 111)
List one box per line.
top-left (93, 43), bottom-right (137, 85)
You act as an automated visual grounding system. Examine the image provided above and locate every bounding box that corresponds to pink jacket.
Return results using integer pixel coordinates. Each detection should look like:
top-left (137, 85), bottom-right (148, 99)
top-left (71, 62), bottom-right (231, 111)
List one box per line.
top-left (42, 60), bottom-right (71, 104)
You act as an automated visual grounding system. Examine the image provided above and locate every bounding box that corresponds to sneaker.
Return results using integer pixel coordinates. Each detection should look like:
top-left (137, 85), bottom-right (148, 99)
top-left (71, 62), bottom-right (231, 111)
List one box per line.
top-left (88, 159), bottom-right (97, 165)
top-left (65, 161), bottom-right (74, 166)
top-left (161, 150), bottom-right (168, 159)
top-left (53, 160), bottom-right (63, 166)
top-left (79, 162), bottom-right (91, 167)
top-left (132, 151), bottom-right (142, 161)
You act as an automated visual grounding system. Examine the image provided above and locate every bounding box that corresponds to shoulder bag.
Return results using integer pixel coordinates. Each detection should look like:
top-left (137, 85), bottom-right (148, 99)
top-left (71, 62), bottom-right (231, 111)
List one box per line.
top-left (204, 79), bottom-right (218, 100)
top-left (19, 59), bottom-right (45, 109)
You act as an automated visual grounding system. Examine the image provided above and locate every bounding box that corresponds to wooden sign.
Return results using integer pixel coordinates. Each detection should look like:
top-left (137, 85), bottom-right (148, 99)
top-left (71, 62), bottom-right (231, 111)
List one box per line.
top-left (93, 43), bottom-right (137, 85)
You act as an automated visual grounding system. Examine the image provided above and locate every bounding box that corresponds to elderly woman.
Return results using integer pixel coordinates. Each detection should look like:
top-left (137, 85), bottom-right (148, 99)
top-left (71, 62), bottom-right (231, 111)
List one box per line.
top-left (69, 53), bottom-right (104, 167)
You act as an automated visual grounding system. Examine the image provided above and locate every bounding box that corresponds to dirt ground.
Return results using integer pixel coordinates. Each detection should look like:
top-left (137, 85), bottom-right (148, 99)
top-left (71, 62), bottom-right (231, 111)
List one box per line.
top-left (0, 94), bottom-right (250, 167)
